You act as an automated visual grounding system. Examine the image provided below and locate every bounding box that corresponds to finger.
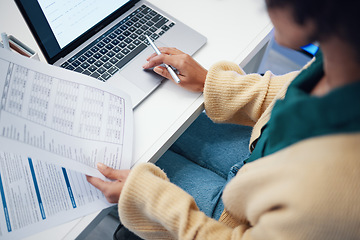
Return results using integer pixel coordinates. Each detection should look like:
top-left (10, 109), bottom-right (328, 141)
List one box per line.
top-left (154, 66), bottom-right (184, 84)
top-left (143, 54), bottom-right (167, 69)
top-left (96, 162), bottom-right (123, 180)
top-left (144, 54), bottom-right (182, 70)
top-left (146, 47), bottom-right (184, 61)
top-left (86, 176), bottom-right (123, 203)
top-left (153, 66), bottom-right (174, 81)
top-left (86, 175), bottom-right (107, 192)
top-left (146, 52), bottom-right (158, 61)
top-left (157, 47), bottom-right (184, 55)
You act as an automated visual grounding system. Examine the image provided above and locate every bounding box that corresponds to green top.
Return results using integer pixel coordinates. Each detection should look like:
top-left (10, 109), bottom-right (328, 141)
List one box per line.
top-left (247, 50), bottom-right (360, 163)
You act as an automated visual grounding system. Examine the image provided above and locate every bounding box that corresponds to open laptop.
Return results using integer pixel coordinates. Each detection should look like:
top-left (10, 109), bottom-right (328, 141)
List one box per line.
top-left (15, 0), bottom-right (207, 108)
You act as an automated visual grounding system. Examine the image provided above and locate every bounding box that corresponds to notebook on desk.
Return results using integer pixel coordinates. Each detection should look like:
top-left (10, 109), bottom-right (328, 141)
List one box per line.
top-left (15, 0), bottom-right (207, 108)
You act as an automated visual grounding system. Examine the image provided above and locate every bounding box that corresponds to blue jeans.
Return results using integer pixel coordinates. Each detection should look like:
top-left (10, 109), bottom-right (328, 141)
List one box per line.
top-left (155, 112), bottom-right (252, 220)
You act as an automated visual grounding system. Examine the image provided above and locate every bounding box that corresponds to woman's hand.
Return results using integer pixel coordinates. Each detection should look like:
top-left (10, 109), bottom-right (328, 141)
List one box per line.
top-left (143, 47), bottom-right (207, 92)
top-left (86, 163), bottom-right (130, 203)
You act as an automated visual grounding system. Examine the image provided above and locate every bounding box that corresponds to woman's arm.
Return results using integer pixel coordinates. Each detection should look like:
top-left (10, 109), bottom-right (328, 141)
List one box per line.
top-left (118, 163), bottom-right (252, 240)
top-left (204, 61), bottom-right (299, 126)
top-left (143, 47), bottom-right (299, 126)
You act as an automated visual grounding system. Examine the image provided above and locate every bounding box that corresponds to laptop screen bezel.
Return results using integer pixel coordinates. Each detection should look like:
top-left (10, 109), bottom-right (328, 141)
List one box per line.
top-left (14, 0), bottom-right (140, 64)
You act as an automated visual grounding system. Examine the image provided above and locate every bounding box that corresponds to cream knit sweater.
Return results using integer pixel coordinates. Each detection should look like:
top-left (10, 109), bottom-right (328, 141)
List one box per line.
top-left (118, 60), bottom-right (360, 239)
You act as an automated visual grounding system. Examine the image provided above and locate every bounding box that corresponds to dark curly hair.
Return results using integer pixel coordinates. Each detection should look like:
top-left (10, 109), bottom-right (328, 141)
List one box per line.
top-left (266, 0), bottom-right (360, 61)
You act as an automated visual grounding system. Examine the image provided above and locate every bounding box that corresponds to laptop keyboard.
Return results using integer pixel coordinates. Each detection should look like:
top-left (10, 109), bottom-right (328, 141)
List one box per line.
top-left (60, 4), bottom-right (175, 81)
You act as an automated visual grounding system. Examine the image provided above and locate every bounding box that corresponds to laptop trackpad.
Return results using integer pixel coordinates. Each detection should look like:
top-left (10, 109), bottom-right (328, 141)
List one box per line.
top-left (120, 43), bottom-right (166, 91)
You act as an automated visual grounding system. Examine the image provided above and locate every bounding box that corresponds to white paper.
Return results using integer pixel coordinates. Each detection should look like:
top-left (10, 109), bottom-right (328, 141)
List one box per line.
top-left (0, 48), bottom-right (133, 178)
top-left (0, 152), bottom-right (113, 240)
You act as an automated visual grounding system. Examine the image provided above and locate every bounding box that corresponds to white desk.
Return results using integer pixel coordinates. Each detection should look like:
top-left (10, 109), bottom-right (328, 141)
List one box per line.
top-left (0, 0), bottom-right (273, 239)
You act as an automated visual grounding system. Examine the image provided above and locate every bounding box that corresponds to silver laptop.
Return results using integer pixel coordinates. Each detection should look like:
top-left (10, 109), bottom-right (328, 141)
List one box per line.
top-left (15, 0), bottom-right (207, 108)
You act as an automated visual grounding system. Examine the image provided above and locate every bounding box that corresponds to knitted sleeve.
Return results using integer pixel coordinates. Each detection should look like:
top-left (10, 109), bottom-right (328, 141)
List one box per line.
top-left (118, 163), bottom-right (252, 240)
top-left (221, 134), bottom-right (360, 239)
top-left (203, 61), bottom-right (299, 126)
top-left (118, 135), bottom-right (360, 240)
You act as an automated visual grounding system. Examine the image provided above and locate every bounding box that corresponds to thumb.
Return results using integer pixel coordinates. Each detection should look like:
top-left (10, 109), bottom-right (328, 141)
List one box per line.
top-left (97, 162), bottom-right (120, 180)
top-left (153, 66), bottom-right (173, 81)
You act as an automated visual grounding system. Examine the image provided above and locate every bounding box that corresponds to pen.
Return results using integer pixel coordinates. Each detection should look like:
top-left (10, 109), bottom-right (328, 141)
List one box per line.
top-left (146, 35), bottom-right (181, 84)
top-left (1, 33), bottom-right (10, 51)
top-left (9, 40), bottom-right (31, 57)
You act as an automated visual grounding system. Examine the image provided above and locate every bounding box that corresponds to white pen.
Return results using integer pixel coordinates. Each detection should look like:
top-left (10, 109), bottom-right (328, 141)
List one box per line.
top-left (1, 33), bottom-right (10, 51)
top-left (146, 35), bottom-right (181, 84)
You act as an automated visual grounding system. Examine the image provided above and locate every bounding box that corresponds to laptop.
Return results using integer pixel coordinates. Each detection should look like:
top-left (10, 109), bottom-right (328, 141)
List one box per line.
top-left (15, 0), bottom-right (207, 108)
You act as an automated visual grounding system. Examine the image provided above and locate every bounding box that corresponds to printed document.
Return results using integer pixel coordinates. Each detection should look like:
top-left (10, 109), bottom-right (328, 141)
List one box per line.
top-left (0, 152), bottom-right (113, 239)
top-left (0, 48), bottom-right (134, 239)
top-left (0, 48), bottom-right (133, 178)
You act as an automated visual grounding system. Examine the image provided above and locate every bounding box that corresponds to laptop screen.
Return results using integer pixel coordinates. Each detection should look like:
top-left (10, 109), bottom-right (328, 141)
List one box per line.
top-left (15, 0), bottom-right (137, 63)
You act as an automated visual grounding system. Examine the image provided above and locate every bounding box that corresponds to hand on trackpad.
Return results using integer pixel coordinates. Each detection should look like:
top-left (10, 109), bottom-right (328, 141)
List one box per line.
top-left (120, 42), bottom-right (167, 91)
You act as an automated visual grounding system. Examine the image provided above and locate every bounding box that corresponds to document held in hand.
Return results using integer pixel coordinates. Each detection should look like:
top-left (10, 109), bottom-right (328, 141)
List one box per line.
top-left (0, 48), bottom-right (133, 239)
top-left (0, 152), bottom-right (114, 239)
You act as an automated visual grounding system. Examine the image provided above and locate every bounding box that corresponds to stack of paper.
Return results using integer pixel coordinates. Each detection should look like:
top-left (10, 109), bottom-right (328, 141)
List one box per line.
top-left (0, 48), bottom-right (133, 239)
